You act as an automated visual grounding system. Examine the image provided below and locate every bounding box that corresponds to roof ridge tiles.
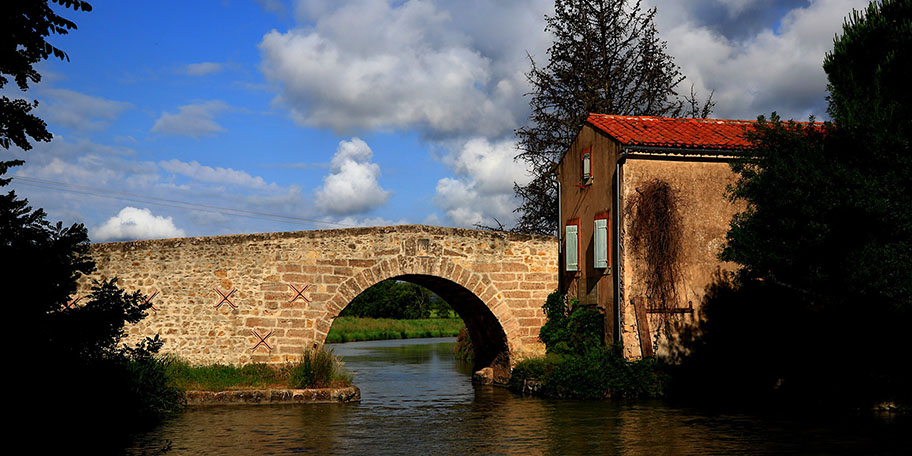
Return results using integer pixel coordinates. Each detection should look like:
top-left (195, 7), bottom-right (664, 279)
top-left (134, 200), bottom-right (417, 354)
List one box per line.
top-left (585, 113), bottom-right (812, 150)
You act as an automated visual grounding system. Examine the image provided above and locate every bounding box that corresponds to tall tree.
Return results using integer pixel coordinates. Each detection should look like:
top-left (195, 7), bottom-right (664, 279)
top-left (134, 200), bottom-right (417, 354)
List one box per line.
top-left (513, 0), bottom-right (711, 234)
top-left (3, 3), bottom-right (183, 448)
top-left (678, 0), bottom-right (912, 408)
top-left (723, 0), bottom-right (912, 313)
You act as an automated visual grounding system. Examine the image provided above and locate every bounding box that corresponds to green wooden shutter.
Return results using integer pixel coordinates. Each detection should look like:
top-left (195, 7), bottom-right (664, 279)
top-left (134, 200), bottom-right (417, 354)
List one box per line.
top-left (594, 218), bottom-right (608, 268)
top-left (565, 224), bottom-right (578, 271)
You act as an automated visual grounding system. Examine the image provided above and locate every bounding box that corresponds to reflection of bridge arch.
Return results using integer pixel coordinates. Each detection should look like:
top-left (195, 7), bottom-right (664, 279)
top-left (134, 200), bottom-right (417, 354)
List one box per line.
top-left (84, 225), bottom-right (557, 379)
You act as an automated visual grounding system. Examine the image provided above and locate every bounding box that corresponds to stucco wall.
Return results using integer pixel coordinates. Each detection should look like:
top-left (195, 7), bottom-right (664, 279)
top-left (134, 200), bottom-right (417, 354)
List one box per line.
top-left (79, 225), bottom-right (557, 368)
top-left (619, 159), bottom-right (744, 358)
top-left (556, 124), bottom-right (622, 341)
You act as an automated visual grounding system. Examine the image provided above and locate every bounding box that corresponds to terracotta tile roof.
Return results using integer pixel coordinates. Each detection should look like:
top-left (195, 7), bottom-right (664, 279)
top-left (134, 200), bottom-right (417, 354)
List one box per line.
top-left (587, 114), bottom-right (759, 151)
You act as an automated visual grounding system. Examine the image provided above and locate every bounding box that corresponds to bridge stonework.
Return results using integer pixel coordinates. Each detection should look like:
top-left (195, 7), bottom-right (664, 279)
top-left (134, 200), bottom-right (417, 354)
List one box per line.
top-left (81, 225), bottom-right (558, 378)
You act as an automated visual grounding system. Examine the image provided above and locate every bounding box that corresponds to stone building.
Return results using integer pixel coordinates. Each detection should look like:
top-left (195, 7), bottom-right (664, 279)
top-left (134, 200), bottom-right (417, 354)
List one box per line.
top-left (555, 114), bottom-right (760, 358)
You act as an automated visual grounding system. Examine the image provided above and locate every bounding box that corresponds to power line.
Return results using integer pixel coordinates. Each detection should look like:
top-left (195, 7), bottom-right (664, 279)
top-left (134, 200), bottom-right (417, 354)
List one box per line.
top-left (11, 176), bottom-right (353, 229)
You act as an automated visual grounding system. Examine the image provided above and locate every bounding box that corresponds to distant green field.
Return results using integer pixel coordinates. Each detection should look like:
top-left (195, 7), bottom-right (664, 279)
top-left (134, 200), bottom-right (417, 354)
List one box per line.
top-left (326, 317), bottom-right (465, 343)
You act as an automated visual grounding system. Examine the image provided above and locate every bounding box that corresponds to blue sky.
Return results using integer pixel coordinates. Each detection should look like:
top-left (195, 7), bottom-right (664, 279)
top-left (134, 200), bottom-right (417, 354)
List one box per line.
top-left (2, 0), bottom-right (868, 242)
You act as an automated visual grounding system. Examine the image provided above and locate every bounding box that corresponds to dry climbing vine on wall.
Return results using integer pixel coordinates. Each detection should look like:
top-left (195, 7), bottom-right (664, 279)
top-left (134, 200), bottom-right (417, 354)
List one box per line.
top-left (626, 179), bottom-right (684, 335)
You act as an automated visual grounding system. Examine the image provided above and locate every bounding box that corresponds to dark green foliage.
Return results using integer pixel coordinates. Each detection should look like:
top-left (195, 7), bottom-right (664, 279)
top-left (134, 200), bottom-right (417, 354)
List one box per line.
top-left (341, 279), bottom-right (454, 319)
top-left (516, 291), bottom-right (665, 399)
top-left (1, 0), bottom-right (92, 151)
top-left (683, 0), bottom-right (912, 411)
top-left (538, 291), bottom-right (572, 352)
top-left (545, 347), bottom-right (667, 399)
top-left (514, 0), bottom-right (712, 234)
top-left (2, 163), bottom-right (181, 448)
top-left (669, 275), bottom-right (912, 409)
top-left (509, 354), bottom-right (562, 391)
top-left (511, 348), bottom-right (667, 399)
top-left (723, 0), bottom-right (912, 317)
top-left (824, 0), bottom-right (911, 139)
top-left (539, 291), bottom-right (604, 354)
top-left (121, 339), bottom-right (186, 421)
top-left (1, 4), bottom-right (182, 448)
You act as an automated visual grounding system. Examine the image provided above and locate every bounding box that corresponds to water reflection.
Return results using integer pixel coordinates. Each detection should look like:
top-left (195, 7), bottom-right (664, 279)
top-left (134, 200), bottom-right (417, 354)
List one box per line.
top-left (130, 338), bottom-right (909, 455)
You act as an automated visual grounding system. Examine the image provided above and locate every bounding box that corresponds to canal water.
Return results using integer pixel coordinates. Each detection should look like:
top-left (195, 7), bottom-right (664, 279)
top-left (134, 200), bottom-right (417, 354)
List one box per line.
top-left (130, 338), bottom-right (908, 455)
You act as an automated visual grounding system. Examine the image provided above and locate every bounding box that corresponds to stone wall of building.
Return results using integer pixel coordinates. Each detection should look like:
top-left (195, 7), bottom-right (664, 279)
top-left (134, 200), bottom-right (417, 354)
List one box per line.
top-left (80, 225), bottom-right (558, 371)
top-left (619, 159), bottom-right (745, 358)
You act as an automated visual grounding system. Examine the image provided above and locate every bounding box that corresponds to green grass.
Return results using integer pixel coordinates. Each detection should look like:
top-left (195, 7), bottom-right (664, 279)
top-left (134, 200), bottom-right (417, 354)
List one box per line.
top-left (326, 317), bottom-right (465, 343)
top-left (165, 348), bottom-right (352, 391)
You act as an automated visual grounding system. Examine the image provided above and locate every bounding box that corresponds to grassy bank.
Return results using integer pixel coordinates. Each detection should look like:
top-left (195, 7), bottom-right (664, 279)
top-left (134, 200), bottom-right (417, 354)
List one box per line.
top-left (165, 348), bottom-right (351, 391)
top-left (326, 316), bottom-right (464, 343)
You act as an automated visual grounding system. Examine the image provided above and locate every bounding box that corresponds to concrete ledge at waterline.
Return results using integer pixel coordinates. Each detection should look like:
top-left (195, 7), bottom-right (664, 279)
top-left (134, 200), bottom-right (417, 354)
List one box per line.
top-left (186, 386), bottom-right (360, 406)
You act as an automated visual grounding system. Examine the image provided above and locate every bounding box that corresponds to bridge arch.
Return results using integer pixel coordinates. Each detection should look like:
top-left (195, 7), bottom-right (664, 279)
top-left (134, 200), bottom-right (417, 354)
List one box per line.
top-left (322, 256), bottom-right (516, 377)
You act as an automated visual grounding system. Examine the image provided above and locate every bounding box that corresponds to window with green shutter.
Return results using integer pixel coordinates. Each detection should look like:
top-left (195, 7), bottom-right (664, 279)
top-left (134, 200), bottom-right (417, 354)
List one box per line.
top-left (594, 218), bottom-right (608, 268)
top-left (565, 223), bottom-right (579, 271)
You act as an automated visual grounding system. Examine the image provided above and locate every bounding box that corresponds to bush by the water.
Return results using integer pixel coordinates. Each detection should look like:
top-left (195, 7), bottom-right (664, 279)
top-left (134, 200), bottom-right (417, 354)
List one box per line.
top-left (667, 276), bottom-right (912, 411)
top-left (510, 291), bottom-right (667, 399)
top-left (4, 158), bottom-right (184, 447)
top-left (511, 347), bottom-right (667, 399)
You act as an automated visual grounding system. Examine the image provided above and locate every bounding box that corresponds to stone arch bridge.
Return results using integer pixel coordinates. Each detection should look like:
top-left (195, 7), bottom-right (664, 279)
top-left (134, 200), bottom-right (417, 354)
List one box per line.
top-left (82, 225), bottom-right (558, 382)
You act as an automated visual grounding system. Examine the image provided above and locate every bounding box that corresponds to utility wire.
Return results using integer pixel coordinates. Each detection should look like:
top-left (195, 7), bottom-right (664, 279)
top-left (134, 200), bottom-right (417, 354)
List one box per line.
top-left (11, 176), bottom-right (353, 229)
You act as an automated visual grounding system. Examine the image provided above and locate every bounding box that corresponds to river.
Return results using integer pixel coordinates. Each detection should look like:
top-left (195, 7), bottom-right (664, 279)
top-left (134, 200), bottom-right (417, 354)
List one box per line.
top-left (130, 337), bottom-right (908, 455)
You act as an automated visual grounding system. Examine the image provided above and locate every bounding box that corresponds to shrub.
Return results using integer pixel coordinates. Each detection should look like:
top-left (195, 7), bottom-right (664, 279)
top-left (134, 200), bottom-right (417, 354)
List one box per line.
top-left (509, 354), bottom-right (562, 391)
top-left (539, 291), bottom-right (604, 354)
top-left (287, 347), bottom-right (351, 389)
top-left (511, 347), bottom-right (668, 399)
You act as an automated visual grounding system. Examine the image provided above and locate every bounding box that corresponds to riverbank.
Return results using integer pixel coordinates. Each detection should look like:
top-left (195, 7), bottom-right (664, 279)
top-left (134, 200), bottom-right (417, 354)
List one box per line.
top-left (326, 316), bottom-right (464, 343)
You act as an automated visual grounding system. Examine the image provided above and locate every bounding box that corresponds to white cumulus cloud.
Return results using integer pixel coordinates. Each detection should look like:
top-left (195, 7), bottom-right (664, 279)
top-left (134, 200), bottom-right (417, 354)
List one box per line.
top-left (259, 0), bottom-right (552, 138)
top-left (93, 207), bottom-right (186, 242)
top-left (315, 137), bottom-right (390, 215)
top-left (433, 138), bottom-right (532, 227)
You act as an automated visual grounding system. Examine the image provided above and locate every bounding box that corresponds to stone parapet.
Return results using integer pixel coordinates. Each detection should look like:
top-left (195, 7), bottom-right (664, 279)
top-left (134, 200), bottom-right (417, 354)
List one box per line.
top-left (81, 225), bottom-right (558, 374)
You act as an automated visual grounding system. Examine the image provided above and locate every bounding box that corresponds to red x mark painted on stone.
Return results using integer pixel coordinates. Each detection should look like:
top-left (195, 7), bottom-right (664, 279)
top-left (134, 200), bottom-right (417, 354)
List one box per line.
top-left (251, 329), bottom-right (274, 352)
top-left (142, 291), bottom-right (159, 311)
top-left (214, 287), bottom-right (237, 310)
top-left (66, 295), bottom-right (82, 309)
top-left (288, 283), bottom-right (311, 303)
